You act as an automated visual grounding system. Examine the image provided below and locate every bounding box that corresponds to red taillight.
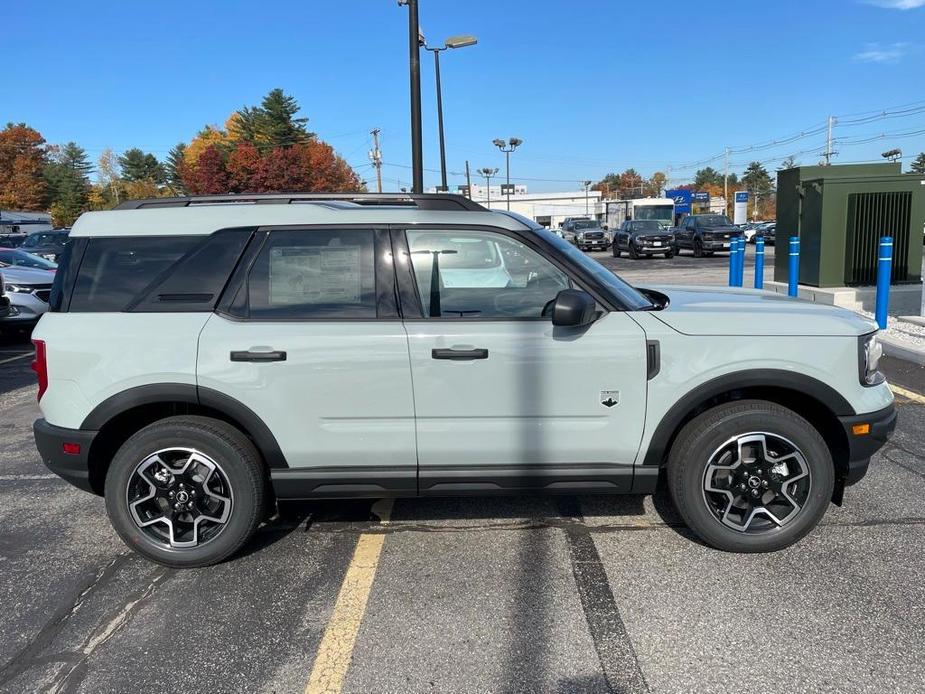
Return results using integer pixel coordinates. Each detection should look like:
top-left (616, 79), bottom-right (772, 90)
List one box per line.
top-left (31, 339), bottom-right (48, 402)
top-left (62, 442), bottom-right (81, 455)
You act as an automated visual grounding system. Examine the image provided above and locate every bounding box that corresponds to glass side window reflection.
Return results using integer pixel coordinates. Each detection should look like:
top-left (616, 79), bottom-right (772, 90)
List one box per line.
top-left (405, 230), bottom-right (569, 319)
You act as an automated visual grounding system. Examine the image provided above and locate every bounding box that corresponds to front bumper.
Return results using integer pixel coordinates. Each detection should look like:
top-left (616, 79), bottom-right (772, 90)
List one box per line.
top-left (2, 292), bottom-right (49, 323)
top-left (33, 418), bottom-right (99, 494)
top-left (702, 239), bottom-right (734, 250)
top-left (837, 403), bottom-right (897, 485)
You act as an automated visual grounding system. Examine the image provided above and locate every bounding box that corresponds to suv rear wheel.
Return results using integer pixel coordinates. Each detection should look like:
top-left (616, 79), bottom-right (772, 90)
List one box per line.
top-left (667, 400), bottom-right (834, 553)
top-left (105, 416), bottom-right (267, 568)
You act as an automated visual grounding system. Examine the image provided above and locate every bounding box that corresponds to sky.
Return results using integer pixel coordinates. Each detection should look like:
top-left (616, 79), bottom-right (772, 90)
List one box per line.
top-left (4, 0), bottom-right (925, 192)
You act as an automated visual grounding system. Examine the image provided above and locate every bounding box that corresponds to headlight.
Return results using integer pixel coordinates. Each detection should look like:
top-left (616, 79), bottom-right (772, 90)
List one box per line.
top-left (577, 233), bottom-right (585, 240)
top-left (4, 283), bottom-right (28, 293)
top-left (858, 333), bottom-right (885, 386)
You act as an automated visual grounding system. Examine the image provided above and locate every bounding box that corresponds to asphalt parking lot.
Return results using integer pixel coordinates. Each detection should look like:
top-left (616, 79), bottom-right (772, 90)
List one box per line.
top-left (2, 247), bottom-right (924, 694)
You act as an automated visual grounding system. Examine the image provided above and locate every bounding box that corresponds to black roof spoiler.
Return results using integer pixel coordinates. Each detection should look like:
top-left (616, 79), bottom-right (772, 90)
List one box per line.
top-left (114, 193), bottom-right (486, 212)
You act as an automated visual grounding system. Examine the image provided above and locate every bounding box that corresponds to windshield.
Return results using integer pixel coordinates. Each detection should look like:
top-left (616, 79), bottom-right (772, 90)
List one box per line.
top-left (698, 215), bottom-right (734, 227)
top-left (23, 232), bottom-right (67, 247)
top-left (534, 227), bottom-right (653, 310)
top-left (0, 249), bottom-right (58, 270)
top-left (634, 205), bottom-right (674, 222)
top-left (573, 220), bottom-right (600, 230)
top-left (629, 220), bottom-right (661, 232)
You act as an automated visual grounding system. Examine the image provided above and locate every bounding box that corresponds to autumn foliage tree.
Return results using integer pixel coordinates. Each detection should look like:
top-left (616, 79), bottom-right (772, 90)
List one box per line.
top-left (179, 89), bottom-right (361, 195)
top-left (0, 123), bottom-right (48, 210)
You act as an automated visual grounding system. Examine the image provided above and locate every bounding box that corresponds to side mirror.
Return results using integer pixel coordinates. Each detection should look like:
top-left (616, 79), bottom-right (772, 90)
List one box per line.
top-left (551, 289), bottom-right (597, 327)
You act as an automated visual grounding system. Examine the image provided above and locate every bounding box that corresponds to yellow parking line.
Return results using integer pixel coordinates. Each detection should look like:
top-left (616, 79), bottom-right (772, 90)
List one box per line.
top-left (890, 384), bottom-right (925, 405)
top-left (305, 498), bottom-right (393, 694)
top-left (0, 352), bottom-right (32, 366)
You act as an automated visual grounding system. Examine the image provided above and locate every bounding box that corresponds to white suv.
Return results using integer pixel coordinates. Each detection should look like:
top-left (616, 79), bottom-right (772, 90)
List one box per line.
top-left (32, 194), bottom-right (896, 567)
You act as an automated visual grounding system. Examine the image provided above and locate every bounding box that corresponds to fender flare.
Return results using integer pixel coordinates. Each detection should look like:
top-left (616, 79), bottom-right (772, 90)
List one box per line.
top-left (640, 369), bottom-right (855, 467)
top-left (80, 383), bottom-right (288, 468)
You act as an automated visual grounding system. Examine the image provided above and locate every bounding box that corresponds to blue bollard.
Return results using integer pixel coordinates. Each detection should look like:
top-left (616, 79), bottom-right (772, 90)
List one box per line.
top-left (728, 240), bottom-right (736, 287)
top-left (875, 236), bottom-right (893, 330)
top-left (754, 236), bottom-right (765, 289)
top-left (788, 236), bottom-right (800, 297)
top-left (736, 237), bottom-right (746, 287)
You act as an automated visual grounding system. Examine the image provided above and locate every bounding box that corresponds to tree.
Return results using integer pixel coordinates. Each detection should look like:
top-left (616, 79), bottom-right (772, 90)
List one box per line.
top-left (592, 172), bottom-right (621, 198)
top-left (742, 161), bottom-right (775, 220)
top-left (165, 143), bottom-right (188, 194)
top-left (119, 148), bottom-right (164, 183)
top-left (0, 122), bottom-right (48, 210)
top-left (234, 88), bottom-right (313, 151)
top-left (644, 171), bottom-right (667, 197)
top-left (184, 144), bottom-right (229, 194)
top-left (226, 142), bottom-right (262, 192)
top-left (911, 152), bottom-right (925, 175)
top-left (778, 155), bottom-right (798, 171)
top-left (617, 169), bottom-right (644, 198)
top-left (97, 148), bottom-right (122, 205)
top-left (693, 166), bottom-right (722, 189)
top-left (44, 142), bottom-right (92, 226)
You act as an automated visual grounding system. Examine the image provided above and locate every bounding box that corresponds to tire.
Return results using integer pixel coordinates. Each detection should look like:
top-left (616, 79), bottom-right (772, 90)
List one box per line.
top-left (693, 239), bottom-right (704, 258)
top-left (612, 245), bottom-right (621, 258)
top-left (628, 244), bottom-right (639, 259)
top-left (664, 248), bottom-right (674, 259)
top-left (105, 416), bottom-right (267, 568)
top-left (667, 400), bottom-right (834, 553)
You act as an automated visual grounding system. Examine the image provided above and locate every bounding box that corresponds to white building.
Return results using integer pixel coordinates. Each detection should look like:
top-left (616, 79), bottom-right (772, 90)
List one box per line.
top-left (0, 210), bottom-right (52, 234)
top-left (469, 189), bottom-right (603, 228)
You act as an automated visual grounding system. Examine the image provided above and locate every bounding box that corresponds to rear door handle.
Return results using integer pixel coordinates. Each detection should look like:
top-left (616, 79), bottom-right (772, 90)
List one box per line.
top-left (230, 350), bottom-right (287, 362)
top-left (431, 348), bottom-right (489, 361)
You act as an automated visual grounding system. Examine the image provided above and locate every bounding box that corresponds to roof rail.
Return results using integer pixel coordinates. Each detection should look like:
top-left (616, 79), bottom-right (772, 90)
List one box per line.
top-left (114, 192), bottom-right (486, 212)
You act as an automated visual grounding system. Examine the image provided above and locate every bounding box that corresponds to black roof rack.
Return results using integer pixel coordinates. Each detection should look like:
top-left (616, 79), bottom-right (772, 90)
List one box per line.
top-left (114, 193), bottom-right (486, 212)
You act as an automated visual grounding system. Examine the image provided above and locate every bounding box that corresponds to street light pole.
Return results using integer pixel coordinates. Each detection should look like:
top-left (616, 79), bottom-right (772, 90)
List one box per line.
top-left (424, 34), bottom-right (477, 192)
top-left (493, 137), bottom-right (522, 211)
top-left (581, 180), bottom-right (592, 215)
top-left (399, 0), bottom-right (424, 193)
top-left (477, 167), bottom-right (498, 210)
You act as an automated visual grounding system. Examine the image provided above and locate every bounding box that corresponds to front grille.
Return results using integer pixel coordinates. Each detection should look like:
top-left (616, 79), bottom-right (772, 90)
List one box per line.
top-left (34, 289), bottom-right (51, 303)
top-left (583, 232), bottom-right (604, 240)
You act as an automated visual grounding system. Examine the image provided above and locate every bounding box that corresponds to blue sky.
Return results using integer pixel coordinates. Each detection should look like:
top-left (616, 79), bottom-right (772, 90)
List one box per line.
top-left (5, 0), bottom-right (924, 191)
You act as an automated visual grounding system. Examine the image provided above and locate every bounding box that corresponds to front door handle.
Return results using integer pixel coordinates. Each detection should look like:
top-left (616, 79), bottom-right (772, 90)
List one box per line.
top-left (431, 348), bottom-right (488, 361)
top-left (230, 350), bottom-right (287, 362)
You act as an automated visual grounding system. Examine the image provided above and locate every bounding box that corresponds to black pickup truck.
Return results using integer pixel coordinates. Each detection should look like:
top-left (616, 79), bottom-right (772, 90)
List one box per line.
top-left (672, 214), bottom-right (743, 257)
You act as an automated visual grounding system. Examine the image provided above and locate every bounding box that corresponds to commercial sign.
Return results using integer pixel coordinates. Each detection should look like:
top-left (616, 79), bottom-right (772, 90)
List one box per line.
top-left (500, 183), bottom-right (515, 196)
top-left (693, 191), bottom-right (710, 203)
top-left (665, 189), bottom-right (692, 215)
top-left (733, 191), bottom-right (749, 225)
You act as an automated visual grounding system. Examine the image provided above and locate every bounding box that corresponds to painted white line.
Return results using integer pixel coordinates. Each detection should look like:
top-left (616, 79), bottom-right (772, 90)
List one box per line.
top-left (304, 498), bottom-right (394, 694)
top-left (0, 352), bottom-right (32, 365)
top-left (890, 384), bottom-right (925, 405)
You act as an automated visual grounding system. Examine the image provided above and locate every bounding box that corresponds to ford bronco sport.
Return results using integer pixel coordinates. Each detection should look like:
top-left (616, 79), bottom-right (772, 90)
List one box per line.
top-left (32, 193), bottom-right (896, 567)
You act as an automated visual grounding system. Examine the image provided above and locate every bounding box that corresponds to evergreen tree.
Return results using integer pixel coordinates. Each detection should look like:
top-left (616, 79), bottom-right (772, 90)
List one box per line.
top-left (233, 88), bottom-right (314, 151)
top-left (694, 167), bottom-right (723, 188)
top-left (911, 152), bottom-right (925, 175)
top-left (119, 148), bottom-right (164, 183)
top-left (44, 142), bottom-right (91, 226)
top-left (165, 143), bottom-right (188, 193)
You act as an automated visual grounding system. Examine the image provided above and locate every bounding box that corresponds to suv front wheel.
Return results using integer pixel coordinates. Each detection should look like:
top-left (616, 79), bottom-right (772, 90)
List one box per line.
top-left (667, 400), bottom-right (834, 553)
top-left (105, 416), bottom-right (267, 568)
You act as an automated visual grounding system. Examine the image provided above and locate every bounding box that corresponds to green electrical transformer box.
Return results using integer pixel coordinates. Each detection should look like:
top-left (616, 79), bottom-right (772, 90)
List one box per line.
top-left (774, 163), bottom-right (925, 288)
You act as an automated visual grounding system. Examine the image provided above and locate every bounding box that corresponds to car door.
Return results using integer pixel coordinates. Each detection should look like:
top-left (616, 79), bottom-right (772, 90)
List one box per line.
top-left (197, 227), bottom-right (417, 496)
top-left (395, 226), bottom-right (649, 494)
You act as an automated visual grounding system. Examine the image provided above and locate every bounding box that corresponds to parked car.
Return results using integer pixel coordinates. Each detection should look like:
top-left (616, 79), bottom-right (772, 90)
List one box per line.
top-left (21, 229), bottom-right (70, 263)
top-left (32, 193), bottom-right (895, 567)
top-left (0, 233), bottom-right (29, 248)
top-left (569, 220), bottom-right (610, 251)
top-left (0, 272), bottom-right (10, 320)
top-left (756, 222), bottom-right (776, 245)
top-left (612, 220), bottom-right (675, 259)
top-left (0, 264), bottom-right (56, 329)
top-left (0, 248), bottom-right (59, 271)
top-left (672, 214), bottom-right (744, 257)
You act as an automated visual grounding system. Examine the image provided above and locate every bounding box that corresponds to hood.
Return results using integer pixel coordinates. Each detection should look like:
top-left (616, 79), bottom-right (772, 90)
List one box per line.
top-left (0, 266), bottom-right (56, 285)
top-left (642, 285), bottom-right (877, 337)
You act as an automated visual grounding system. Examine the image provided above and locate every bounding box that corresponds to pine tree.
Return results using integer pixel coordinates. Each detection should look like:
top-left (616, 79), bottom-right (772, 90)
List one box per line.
top-left (44, 142), bottom-right (92, 226)
top-left (165, 143), bottom-right (188, 193)
top-left (233, 89), bottom-right (314, 151)
top-left (911, 152), bottom-right (925, 175)
top-left (119, 148), bottom-right (164, 183)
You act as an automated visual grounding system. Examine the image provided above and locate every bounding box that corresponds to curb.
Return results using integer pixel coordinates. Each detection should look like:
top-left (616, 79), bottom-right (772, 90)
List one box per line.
top-left (880, 333), bottom-right (925, 366)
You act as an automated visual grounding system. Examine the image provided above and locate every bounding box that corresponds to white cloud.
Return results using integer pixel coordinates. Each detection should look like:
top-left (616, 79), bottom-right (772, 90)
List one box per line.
top-left (863, 0), bottom-right (925, 9)
top-left (854, 42), bottom-right (911, 62)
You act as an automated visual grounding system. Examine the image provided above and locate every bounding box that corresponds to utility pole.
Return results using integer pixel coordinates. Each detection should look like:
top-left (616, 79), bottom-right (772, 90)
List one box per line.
top-left (465, 160), bottom-right (472, 199)
top-left (399, 0), bottom-right (424, 192)
top-left (824, 116), bottom-right (836, 165)
top-left (369, 128), bottom-right (383, 193)
top-left (723, 147), bottom-right (730, 216)
top-left (581, 180), bottom-right (592, 215)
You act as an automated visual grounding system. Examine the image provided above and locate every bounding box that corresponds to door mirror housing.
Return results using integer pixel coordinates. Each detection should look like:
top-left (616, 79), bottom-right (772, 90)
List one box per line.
top-left (551, 289), bottom-right (597, 327)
